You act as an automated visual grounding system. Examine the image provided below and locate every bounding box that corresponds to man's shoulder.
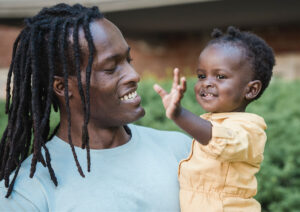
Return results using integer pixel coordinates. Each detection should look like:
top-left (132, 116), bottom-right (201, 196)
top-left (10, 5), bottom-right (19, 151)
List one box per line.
top-left (129, 124), bottom-right (191, 141)
top-left (0, 137), bottom-right (66, 207)
top-left (129, 124), bottom-right (192, 158)
top-left (0, 153), bottom-right (48, 211)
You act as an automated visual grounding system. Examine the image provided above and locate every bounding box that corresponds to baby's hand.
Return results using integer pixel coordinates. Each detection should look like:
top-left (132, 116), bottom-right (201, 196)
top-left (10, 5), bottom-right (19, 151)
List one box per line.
top-left (153, 68), bottom-right (186, 119)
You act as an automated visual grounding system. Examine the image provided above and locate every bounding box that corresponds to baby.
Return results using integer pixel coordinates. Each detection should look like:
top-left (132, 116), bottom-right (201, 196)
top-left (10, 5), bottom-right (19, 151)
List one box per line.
top-left (154, 26), bottom-right (275, 211)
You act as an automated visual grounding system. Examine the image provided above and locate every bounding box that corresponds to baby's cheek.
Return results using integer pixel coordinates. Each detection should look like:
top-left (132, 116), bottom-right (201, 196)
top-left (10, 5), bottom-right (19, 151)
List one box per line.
top-left (194, 82), bottom-right (200, 93)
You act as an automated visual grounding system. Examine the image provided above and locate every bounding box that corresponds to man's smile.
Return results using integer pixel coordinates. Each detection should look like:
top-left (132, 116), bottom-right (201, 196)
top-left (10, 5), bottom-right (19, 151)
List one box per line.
top-left (120, 91), bottom-right (138, 101)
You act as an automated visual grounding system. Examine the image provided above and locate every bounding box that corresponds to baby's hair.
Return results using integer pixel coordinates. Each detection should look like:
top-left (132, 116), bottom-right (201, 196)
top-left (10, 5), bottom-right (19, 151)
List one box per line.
top-left (208, 26), bottom-right (275, 100)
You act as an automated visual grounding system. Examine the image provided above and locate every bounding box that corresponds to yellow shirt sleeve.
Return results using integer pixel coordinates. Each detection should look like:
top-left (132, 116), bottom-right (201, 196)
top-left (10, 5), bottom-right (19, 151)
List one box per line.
top-left (199, 119), bottom-right (266, 164)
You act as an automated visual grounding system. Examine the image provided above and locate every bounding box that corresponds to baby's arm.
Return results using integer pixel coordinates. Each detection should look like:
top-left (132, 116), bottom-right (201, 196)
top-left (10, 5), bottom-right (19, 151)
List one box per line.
top-left (153, 68), bottom-right (212, 145)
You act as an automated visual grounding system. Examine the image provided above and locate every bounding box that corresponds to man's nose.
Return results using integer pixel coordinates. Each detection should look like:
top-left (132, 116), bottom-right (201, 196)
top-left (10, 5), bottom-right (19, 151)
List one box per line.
top-left (123, 63), bottom-right (140, 84)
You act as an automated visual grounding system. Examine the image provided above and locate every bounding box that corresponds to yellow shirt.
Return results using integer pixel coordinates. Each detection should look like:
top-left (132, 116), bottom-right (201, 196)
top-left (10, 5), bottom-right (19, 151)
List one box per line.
top-left (178, 112), bottom-right (267, 212)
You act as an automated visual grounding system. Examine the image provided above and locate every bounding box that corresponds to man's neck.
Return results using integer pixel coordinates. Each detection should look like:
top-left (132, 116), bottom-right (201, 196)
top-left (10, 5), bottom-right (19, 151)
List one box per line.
top-left (57, 119), bottom-right (131, 149)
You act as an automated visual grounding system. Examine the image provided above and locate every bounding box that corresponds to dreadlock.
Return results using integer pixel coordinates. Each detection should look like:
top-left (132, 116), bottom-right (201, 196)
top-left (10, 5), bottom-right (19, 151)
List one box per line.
top-left (208, 26), bottom-right (275, 100)
top-left (0, 3), bottom-right (104, 197)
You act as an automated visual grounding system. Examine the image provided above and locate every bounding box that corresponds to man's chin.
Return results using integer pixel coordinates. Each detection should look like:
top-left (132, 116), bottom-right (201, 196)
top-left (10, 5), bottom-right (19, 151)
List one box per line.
top-left (137, 108), bottom-right (146, 120)
top-left (130, 107), bottom-right (145, 123)
top-left (123, 107), bottom-right (145, 125)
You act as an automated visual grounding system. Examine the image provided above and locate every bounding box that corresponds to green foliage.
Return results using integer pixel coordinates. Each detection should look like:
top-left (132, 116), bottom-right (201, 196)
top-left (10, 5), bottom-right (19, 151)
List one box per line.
top-left (0, 78), bottom-right (299, 211)
top-left (247, 79), bottom-right (300, 212)
top-left (0, 101), bottom-right (7, 135)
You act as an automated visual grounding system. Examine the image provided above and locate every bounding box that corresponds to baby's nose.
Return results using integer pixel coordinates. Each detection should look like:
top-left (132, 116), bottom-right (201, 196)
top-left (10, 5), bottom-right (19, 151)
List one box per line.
top-left (202, 77), bottom-right (215, 88)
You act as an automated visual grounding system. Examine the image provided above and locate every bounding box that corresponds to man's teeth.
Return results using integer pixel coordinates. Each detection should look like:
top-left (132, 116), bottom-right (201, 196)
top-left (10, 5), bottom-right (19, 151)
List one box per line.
top-left (204, 93), bottom-right (214, 97)
top-left (120, 91), bottom-right (137, 101)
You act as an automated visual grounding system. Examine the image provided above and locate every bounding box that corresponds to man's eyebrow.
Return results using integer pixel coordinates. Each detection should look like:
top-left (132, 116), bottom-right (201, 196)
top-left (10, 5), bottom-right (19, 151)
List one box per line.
top-left (101, 47), bottom-right (131, 63)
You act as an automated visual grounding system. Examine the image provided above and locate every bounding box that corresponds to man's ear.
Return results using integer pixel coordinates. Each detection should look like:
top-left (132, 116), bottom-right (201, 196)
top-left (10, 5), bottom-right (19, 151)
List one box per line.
top-left (53, 76), bottom-right (72, 97)
top-left (245, 80), bottom-right (262, 101)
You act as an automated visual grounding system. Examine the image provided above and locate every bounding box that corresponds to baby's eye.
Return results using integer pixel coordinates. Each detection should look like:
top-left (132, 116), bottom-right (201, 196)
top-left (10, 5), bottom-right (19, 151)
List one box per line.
top-left (217, 75), bottom-right (226, 79)
top-left (198, 74), bottom-right (206, 79)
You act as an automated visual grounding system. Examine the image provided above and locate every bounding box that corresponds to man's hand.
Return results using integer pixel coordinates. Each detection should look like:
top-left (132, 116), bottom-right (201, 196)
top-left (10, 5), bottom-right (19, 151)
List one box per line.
top-left (153, 68), bottom-right (186, 120)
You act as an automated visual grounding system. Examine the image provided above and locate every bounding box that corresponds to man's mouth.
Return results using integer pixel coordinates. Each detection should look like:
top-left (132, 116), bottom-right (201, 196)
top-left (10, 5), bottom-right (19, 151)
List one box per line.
top-left (120, 91), bottom-right (138, 101)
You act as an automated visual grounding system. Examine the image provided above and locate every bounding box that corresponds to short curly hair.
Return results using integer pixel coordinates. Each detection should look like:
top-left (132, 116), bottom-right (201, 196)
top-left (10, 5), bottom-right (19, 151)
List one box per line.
top-left (208, 26), bottom-right (275, 100)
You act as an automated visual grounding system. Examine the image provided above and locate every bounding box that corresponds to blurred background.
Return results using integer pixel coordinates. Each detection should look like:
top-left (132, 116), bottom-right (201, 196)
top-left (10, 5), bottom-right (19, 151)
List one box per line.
top-left (0, 0), bottom-right (300, 211)
top-left (1, 0), bottom-right (300, 84)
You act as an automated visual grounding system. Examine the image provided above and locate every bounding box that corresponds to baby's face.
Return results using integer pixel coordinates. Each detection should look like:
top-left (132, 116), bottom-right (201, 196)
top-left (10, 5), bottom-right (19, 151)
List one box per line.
top-left (194, 43), bottom-right (253, 113)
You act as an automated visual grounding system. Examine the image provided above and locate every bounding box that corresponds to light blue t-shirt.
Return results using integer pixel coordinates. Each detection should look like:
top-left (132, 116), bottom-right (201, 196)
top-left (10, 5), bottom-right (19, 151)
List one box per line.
top-left (0, 124), bottom-right (191, 212)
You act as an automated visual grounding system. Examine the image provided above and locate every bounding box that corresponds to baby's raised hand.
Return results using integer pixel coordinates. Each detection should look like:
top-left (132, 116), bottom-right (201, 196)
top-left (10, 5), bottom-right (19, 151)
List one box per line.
top-left (153, 68), bottom-right (186, 120)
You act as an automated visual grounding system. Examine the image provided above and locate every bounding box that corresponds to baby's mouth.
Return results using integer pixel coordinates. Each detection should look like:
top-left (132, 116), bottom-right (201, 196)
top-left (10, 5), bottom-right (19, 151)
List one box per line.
top-left (120, 91), bottom-right (138, 101)
top-left (200, 90), bottom-right (217, 97)
top-left (201, 93), bottom-right (215, 97)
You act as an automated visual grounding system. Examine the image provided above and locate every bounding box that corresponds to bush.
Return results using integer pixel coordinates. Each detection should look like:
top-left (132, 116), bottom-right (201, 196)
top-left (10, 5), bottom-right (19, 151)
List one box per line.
top-left (1, 78), bottom-right (299, 211)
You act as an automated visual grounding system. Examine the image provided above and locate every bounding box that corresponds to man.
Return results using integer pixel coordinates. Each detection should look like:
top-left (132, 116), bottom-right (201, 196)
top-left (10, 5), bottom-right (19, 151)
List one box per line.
top-left (0, 3), bottom-right (191, 211)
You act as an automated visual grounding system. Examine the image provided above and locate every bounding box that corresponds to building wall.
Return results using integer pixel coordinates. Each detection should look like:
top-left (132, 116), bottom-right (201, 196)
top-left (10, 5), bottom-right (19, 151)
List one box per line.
top-left (1, 24), bottom-right (300, 80)
top-left (127, 25), bottom-right (300, 79)
top-left (0, 25), bottom-right (20, 68)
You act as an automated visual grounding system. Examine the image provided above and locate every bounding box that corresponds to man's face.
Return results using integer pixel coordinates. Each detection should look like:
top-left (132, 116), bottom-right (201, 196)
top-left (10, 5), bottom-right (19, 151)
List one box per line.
top-left (69, 18), bottom-right (145, 128)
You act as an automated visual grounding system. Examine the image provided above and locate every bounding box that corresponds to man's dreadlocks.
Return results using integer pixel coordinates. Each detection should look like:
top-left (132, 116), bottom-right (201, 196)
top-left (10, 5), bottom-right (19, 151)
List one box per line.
top-left (0, 3), bottom-right (104, 197)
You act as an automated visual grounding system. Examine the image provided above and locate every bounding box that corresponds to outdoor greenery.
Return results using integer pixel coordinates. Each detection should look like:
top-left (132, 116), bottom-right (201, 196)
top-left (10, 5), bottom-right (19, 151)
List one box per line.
top-left (0, 78), bottom-right (299, 211)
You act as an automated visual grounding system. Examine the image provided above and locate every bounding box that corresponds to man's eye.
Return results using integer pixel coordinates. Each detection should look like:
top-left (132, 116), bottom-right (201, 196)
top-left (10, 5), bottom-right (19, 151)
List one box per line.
top-left (198, 74), bottom-right (206, 79)
top-left (104, 67), bottom-right (116, 73)
top-left (217, 75), bottom-right (225, 79)
top-left (127, 56), bottom-right (133, 63)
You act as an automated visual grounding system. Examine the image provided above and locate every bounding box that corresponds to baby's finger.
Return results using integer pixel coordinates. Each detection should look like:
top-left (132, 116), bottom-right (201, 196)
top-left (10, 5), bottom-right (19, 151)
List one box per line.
top-left (180, 77), bottom-right (187, 93)
top-left (175, 85), bottom-right (184, 102)
top-left (172, 68), bottom-right (180, 90)
top-left (153, 84), bottom-right (168, 99)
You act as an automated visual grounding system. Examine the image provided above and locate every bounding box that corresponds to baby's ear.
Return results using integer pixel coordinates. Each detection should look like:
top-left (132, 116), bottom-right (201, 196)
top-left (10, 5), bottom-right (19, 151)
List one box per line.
top-left (245, 80), bottom-right (262, 100)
